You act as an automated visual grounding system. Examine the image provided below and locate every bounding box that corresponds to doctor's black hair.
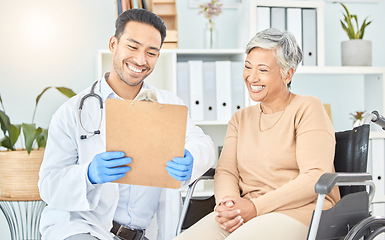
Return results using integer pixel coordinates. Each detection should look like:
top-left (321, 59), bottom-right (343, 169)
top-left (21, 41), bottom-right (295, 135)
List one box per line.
top-left (114, 8), bottom-right (167, 47)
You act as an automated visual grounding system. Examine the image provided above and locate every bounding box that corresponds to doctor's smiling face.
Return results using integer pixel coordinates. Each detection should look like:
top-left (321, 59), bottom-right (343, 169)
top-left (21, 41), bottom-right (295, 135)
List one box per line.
top-left (109, 20), bottom-right (161, 89)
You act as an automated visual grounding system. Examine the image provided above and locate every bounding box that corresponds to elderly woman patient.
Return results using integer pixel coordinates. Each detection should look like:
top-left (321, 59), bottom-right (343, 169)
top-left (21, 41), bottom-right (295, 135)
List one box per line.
top-left (174, 28), bottom-right (340, 240)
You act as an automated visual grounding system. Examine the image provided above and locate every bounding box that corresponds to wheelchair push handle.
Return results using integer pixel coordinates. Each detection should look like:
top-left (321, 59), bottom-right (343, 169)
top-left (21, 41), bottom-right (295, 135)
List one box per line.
top-left (364, 111), bottom-right (385, 130)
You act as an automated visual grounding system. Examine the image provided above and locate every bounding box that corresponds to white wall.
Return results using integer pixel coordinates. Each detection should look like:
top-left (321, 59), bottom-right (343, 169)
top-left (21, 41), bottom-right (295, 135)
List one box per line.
top-left (0, 0), bottom-right (116, 130)
top-left (0, 0), bottom-right (384, 238)
top-left (0, 0), bottom-right (116, 238)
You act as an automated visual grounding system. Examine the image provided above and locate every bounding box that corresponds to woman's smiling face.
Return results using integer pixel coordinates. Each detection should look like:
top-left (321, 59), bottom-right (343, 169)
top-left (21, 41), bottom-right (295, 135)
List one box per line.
top-left (243, 47), bottom-right (288, 104)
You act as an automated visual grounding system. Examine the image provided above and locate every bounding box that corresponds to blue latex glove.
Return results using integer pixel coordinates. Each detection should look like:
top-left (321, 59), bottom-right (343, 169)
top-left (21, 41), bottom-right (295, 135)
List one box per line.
top-left (166, 149), bottom-right (194, 181)
top-left (88, 151), bottom-right (132, 184)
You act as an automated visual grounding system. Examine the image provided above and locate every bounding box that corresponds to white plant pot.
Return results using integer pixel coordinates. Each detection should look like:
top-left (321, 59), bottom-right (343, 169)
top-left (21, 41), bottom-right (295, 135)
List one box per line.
top-left (353, 119), bottom-right (363, 128)
top-left (341, 39), bottom-right (372, 66)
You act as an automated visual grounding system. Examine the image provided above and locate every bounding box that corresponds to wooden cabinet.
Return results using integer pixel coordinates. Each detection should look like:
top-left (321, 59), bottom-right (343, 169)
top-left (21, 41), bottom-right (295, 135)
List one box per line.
top-left (151, 0), bottom-right (178, 48)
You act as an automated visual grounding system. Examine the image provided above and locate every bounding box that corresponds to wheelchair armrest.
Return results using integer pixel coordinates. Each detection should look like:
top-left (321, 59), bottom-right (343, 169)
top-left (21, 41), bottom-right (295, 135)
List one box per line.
top-left (315, 172), bottom-right (372, 194)
top-left (365, 111), bottom-right (385, 130)
top-left (309, 173), bottom-right (374, 240)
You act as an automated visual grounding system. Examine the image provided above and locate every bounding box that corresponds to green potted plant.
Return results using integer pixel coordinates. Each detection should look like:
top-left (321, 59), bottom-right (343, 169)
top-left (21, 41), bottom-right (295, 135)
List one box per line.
top-left (0, 87), bottom-right (75, 200)
top-left (339, 3), bottom-right (373, 66)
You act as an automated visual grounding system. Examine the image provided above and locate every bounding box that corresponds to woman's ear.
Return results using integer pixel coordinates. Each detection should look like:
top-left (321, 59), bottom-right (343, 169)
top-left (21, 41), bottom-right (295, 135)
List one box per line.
top-left (284, 68), bottom-right (295, 86)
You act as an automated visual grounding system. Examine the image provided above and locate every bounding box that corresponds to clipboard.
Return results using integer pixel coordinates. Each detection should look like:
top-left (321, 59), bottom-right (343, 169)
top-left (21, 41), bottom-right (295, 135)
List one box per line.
top-left (105, 99), bottom-right (188, 189)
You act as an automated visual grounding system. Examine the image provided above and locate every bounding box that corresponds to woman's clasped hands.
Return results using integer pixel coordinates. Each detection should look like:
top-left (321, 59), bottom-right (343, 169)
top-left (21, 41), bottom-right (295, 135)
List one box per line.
top-left (214, 196), bottom-right (258, 233)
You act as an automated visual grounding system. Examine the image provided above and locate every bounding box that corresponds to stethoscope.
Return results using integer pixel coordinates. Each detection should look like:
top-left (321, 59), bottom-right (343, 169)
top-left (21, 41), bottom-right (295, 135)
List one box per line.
top-left (78, 80), bottom-right (157, 140)
top-left (79, 81), bottom-right (103, 140)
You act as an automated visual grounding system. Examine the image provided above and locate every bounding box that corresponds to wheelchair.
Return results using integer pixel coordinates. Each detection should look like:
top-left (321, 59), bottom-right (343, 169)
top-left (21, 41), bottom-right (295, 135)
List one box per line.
top-left (177, 111), bottom-right (385, 240)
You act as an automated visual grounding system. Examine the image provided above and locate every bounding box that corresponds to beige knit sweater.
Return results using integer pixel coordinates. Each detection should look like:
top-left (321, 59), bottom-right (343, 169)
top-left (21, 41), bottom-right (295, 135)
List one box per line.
top-left (214, 94), bottom-right (340, 226)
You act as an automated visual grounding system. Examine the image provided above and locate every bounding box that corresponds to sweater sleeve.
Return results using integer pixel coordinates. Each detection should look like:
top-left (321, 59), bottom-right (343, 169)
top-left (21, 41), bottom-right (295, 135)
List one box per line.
top-left (251, 97), bottom-right (337, 216)
top-left (214, 114), bottom-right (241, 203)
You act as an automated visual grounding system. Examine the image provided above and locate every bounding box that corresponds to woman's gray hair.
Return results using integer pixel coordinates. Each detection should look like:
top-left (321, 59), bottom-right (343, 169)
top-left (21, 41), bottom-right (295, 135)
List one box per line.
top-left (245, 28), bottom-right (303, 87)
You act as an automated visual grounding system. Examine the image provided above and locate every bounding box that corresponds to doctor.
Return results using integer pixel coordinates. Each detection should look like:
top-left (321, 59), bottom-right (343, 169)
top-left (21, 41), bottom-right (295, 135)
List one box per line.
top-left (38, 9), bottom-right (215, 240)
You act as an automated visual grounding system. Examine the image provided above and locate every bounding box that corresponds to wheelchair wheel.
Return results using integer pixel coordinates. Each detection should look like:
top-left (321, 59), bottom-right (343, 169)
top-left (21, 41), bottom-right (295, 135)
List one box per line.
top-left (344, 216), bottom-right (385, 240)
top-left (366, 226), bottom-right (385, 240)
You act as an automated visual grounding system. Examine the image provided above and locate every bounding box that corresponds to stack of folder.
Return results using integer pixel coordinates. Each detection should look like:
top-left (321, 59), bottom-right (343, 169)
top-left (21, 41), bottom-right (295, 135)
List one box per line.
top-left (257, 6), bottom-right (318, 66)
top-left (177, 60), bottom-right (245, 122)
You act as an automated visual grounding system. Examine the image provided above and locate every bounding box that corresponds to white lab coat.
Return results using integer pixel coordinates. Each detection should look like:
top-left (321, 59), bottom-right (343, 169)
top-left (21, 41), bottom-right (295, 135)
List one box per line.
top-left (38, 79), bottom-right (215, 240)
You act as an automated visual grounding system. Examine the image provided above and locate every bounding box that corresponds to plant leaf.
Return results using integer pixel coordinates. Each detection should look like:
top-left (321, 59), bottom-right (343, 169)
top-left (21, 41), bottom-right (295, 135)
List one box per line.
top-left (340, 20), bottom-right (353, 39)
top-left (32, 87), bottom-right (52, 123)
top-left (0, 136), bottom-right (14, 150)
top-left (343, 15), bottom-right (354, 38)
top-left (22, 123), bottom-right (36, 154)
top-left (340, 3), bottom-right (357, 39)
top-left (35, 87), bottom-right (52, 108)
top-left (359, 18), bottom-right (372, 39)
top-left (346, 17), bottom-right (356, 39)
top-left (8, 124), bottom-right (21, 148)
top-left (353, 15), bottom-right (361, 39)
top-left (1, 124), bottom-right (21, 150)
top-left (340, 3), bottom-right (350, 17)
top-left (35, 127), bottom-right (48, 149)
top-left (352, 15), bottom-right (358, 30)
top-left (0, 110), bottom-right (11, 135)
top-left (340, 2), bottom-right (372, 39)
top-left (55, 87), bottom-right (76, 98)
top-left (0, 92), bottom-right (5, 112)
top-left (32, 86), bottom-right (76, 123)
